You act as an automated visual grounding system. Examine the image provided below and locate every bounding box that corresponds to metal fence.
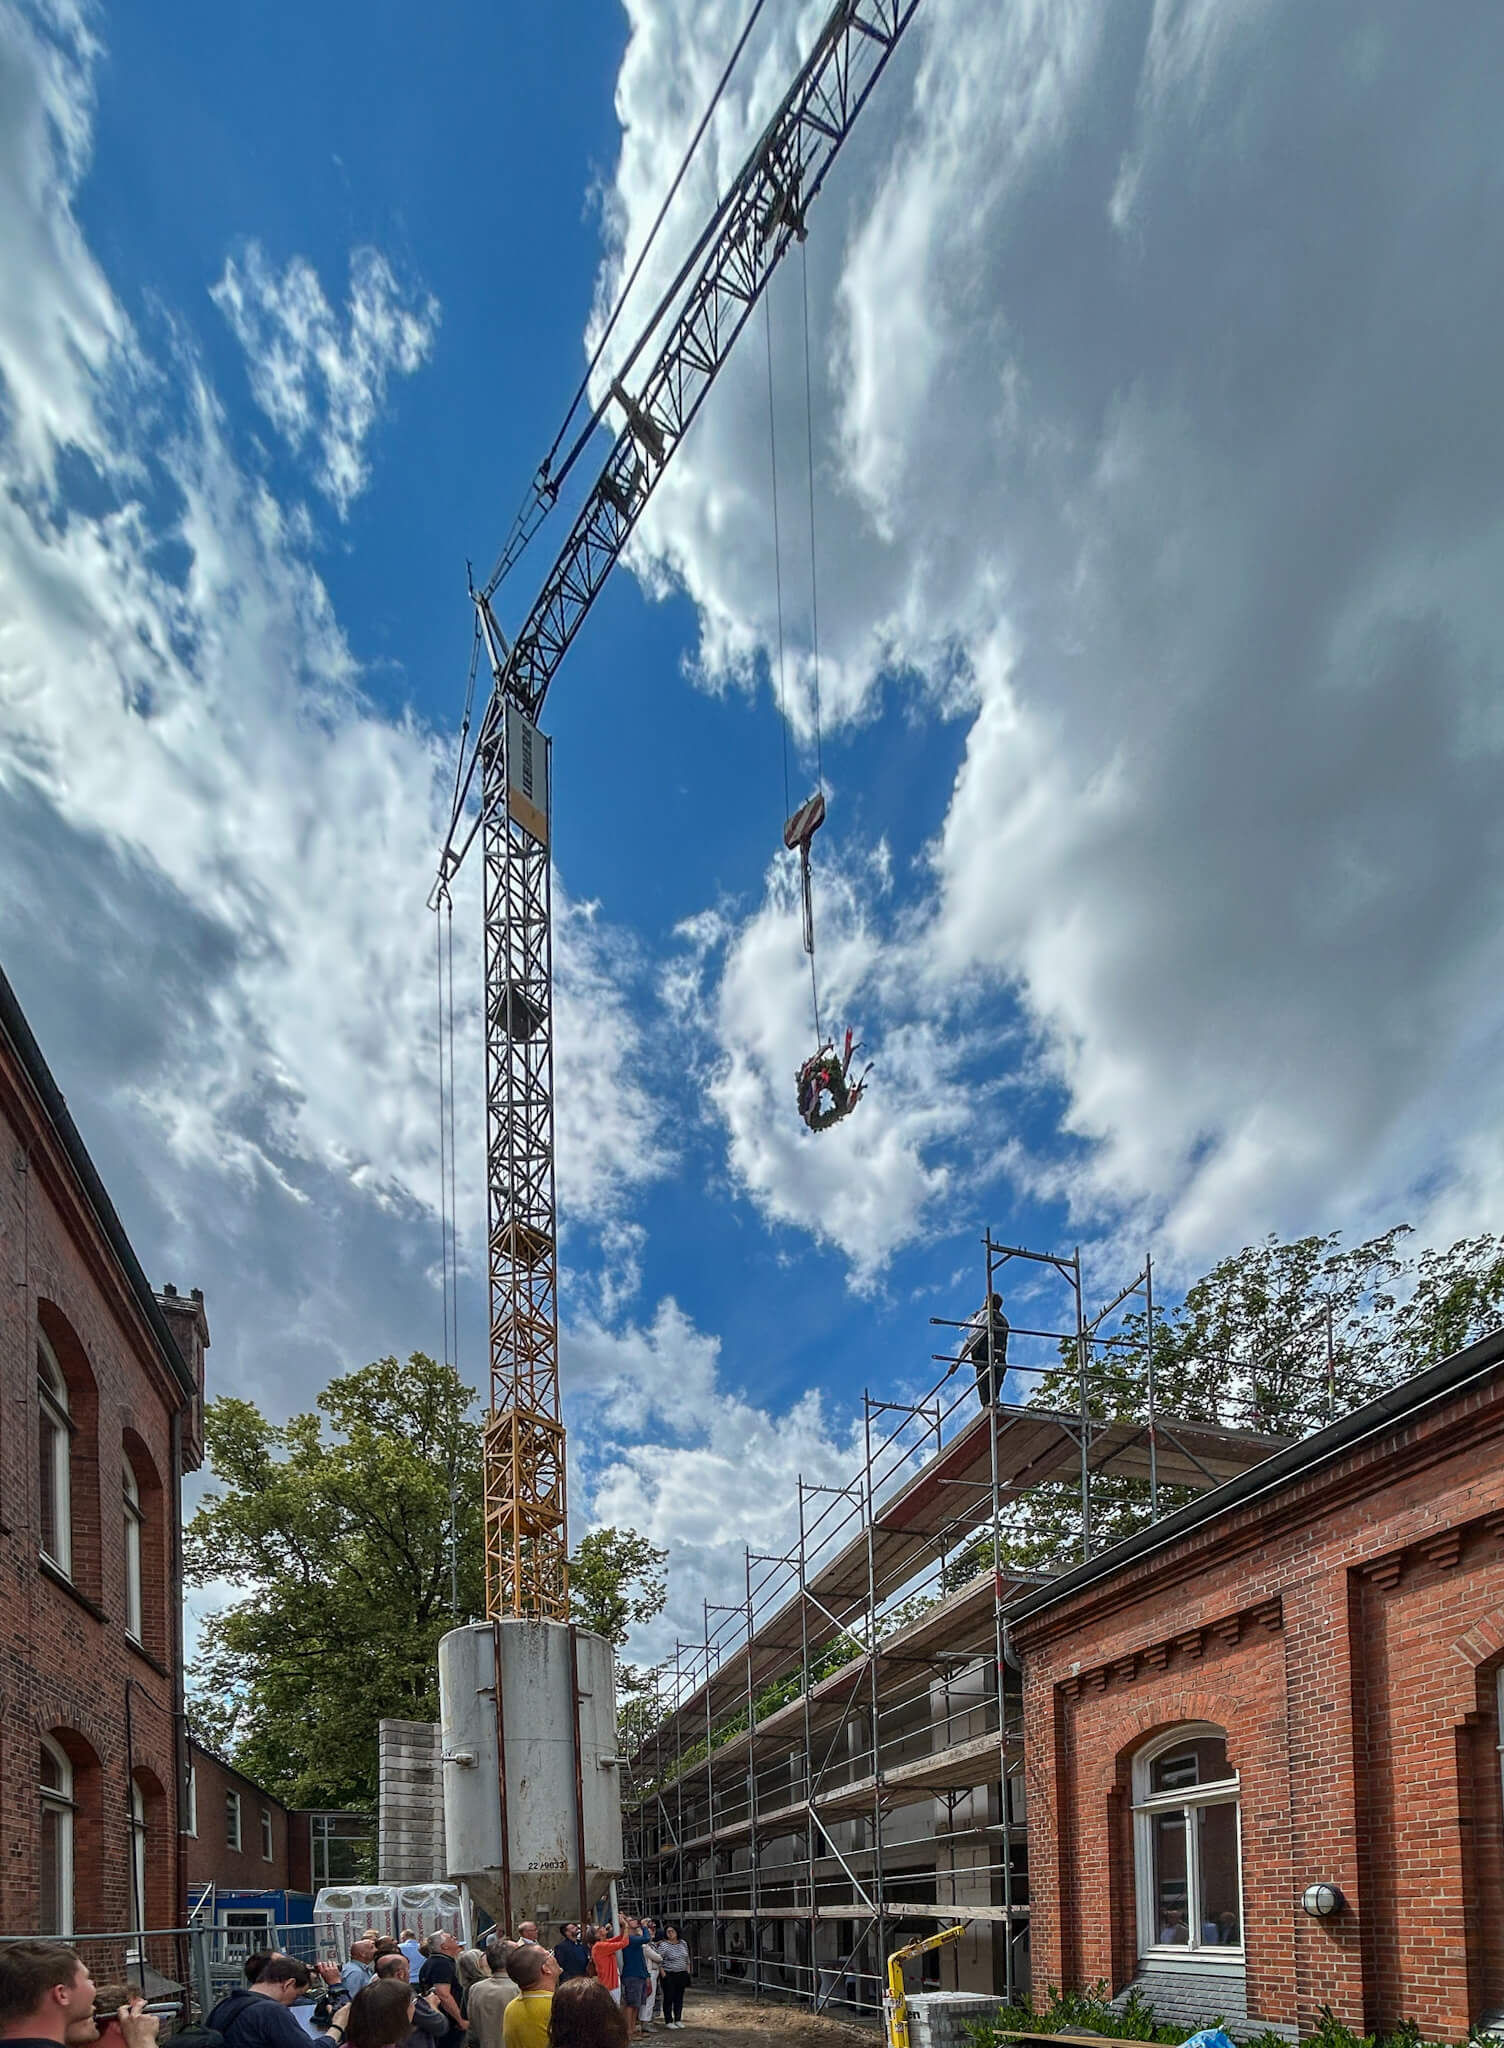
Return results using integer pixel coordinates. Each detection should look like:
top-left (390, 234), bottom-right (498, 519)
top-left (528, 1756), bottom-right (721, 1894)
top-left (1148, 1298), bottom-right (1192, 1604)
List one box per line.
top-left (0, 1923), bottom-right (341, 2030)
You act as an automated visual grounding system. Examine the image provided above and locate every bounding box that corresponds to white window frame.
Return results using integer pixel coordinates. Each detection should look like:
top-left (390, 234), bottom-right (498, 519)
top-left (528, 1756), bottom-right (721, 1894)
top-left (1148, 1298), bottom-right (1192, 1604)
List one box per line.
top-left (124, 1458), bottom-right (144, 1644)
top-left (38, 1333), bottom-right (73, 1578)
top-left (260, 1806), bottom-right (274, 1862)
top-left (129, 1776), bottom-right (149, 1962)
top-left (226, 1788), bottom-right (242, 1852)
top-left (1132, 1722), bottom-right (1244, 1970)
top-left (184, 1762), bottom-right (198, 1838)
top-left (40, 1734), bottom-right (75, 1936)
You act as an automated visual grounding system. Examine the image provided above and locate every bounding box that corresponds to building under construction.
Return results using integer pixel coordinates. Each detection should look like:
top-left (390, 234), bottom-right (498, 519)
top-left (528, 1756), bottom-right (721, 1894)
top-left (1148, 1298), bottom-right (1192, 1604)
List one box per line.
top-left (618, 1236), bottom-right (1287, 2017)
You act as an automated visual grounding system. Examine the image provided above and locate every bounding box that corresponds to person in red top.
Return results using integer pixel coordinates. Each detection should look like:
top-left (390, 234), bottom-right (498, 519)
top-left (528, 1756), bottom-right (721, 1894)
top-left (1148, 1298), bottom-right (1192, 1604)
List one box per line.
top-left (588, 1926), bottom-right (629, 2007)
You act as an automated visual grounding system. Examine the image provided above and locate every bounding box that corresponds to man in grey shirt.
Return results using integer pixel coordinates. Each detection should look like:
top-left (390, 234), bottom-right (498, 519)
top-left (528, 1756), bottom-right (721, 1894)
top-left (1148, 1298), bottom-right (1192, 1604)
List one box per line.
top-left (465, 1945), bottom-right (518, 2048)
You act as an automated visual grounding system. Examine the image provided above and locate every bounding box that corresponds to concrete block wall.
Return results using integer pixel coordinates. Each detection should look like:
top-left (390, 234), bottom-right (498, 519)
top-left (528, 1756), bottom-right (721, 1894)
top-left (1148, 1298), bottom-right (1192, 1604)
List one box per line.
top-left (378, 1717), bottom-right (445, 1882)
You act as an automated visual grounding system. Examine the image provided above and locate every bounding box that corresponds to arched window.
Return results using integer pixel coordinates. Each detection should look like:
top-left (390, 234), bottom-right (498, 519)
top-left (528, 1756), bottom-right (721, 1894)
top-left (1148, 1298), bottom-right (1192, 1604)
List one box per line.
top-left (37, 1334), bottom-right (72, 1577)
top-left (1132, 1724), bottom-right (1243, 1960)
top-left (123, 1459), bottom-right (144, 1643)
top-left (40, 1736), bottom-right (75, 1935)
top-left (129, 1776), bottom-right (149, 1959)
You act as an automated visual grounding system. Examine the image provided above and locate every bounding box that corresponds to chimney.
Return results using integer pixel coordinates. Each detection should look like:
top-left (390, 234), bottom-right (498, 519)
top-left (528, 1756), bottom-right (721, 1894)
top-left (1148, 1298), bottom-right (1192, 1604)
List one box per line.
top-left (155, 1283), bottom-right (210, 1471)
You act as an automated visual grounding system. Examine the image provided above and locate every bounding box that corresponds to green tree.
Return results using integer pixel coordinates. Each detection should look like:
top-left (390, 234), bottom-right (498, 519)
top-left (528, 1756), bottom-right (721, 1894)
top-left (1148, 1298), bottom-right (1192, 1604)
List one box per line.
top-left (185, 1352), bottom-right (484, 1811)
top-left (568, 1526), bottom-right (668, 1646)
top-left (569, 1525), bottom-right (669, 1749)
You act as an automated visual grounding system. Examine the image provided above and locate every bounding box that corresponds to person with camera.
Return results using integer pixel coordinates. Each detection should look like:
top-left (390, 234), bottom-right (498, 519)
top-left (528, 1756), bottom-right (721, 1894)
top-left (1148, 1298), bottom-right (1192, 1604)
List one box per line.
top-left (208, 1956), bottom-right (349, 2048)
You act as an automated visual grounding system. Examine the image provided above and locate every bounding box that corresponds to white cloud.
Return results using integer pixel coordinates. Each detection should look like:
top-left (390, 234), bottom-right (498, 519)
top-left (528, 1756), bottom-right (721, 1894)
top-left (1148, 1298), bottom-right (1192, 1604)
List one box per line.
top-left (564, 1296), bottom-right (868, 1661)
top-left (595, 0), bottom-right (1504, 1272)
top-left (663, 848), bottom-right (1000, 1283)
top-left (0, 0), bottom-right (661, 1396)
top-left (0, 0), bottom-right (123, 490)
top-left (211, 241), bottom-right (439, 517)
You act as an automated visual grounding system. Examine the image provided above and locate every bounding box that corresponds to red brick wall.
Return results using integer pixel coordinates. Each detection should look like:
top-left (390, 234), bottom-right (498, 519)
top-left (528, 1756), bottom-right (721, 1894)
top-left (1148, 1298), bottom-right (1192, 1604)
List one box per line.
top-left (184, 1745), bottom-right (291, 1893)
top-left (1013, 1377), bottom-right (1504, 2041)
top-left (1, 1032), bottom-right (187, 1936)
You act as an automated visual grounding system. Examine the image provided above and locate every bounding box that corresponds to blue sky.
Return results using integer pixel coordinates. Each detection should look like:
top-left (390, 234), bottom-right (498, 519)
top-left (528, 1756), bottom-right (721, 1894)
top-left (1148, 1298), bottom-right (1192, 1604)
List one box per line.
top-left (3, 0), bottom-right (1503, 1662)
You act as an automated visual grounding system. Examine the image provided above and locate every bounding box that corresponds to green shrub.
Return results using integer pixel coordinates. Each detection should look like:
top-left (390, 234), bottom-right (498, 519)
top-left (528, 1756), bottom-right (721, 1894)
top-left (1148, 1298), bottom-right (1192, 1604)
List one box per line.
top-left (967, 1989), bottom-right (1463, 2048)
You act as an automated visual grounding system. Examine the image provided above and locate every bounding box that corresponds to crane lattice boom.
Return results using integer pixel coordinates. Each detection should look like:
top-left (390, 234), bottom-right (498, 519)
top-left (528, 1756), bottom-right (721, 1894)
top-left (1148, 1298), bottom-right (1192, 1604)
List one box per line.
top-left (448, 0), bottom-right (924, 1621)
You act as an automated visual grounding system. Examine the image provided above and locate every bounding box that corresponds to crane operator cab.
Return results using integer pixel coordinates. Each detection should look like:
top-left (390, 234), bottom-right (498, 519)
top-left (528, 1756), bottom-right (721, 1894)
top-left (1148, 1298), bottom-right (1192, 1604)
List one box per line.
top-left (797, 1028), bottom-right (872, 1132)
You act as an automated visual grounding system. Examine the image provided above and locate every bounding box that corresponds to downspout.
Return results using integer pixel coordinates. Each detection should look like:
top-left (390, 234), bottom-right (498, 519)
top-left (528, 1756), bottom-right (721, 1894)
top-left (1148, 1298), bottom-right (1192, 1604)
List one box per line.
top-left (172, 1403), bottom-right (190, 1995)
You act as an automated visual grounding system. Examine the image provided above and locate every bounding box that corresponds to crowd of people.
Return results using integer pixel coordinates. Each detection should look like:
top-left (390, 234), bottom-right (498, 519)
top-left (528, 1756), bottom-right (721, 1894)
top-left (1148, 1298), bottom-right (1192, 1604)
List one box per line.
top-left (0, 1914), bottom-right (692, 2048)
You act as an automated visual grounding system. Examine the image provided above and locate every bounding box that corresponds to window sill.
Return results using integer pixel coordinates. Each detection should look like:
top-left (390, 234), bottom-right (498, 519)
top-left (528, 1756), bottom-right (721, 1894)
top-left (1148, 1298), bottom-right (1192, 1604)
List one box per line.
top-left (1139, 1951), bottom-right (1245, 1973)
top-left (40, 1555), bottom-right (107, 1623)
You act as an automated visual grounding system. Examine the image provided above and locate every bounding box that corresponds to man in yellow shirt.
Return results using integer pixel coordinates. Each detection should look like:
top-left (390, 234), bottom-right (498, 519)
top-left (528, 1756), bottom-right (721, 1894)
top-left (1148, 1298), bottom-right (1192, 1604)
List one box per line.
top-left (501, 1945), bottom-right (558, 2048)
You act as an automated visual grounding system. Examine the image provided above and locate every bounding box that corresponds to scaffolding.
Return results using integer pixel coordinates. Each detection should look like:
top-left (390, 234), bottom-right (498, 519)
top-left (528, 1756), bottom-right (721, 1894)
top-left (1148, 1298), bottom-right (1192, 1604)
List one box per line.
top-left (619, 1234), bottom-right (1288, 2017)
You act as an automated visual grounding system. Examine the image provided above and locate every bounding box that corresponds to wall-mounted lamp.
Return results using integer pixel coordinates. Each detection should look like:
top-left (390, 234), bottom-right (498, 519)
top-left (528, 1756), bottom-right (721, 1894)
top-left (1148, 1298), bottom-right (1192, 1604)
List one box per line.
top-left (442, 1749), bottom-right (477, 1768)
top-left (1301, 1883), bottom-right (1345, 1918)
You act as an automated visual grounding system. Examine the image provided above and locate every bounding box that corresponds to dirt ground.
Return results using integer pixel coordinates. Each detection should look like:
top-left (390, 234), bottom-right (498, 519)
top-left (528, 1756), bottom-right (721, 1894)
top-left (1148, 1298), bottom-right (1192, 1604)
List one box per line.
top-left (662, 1987), bottom-right (880, 2048)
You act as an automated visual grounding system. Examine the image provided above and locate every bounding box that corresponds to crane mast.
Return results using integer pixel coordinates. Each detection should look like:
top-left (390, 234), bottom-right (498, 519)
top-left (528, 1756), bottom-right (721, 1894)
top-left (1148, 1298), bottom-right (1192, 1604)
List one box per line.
top-left (446, 0), bottom-right (924, 1621)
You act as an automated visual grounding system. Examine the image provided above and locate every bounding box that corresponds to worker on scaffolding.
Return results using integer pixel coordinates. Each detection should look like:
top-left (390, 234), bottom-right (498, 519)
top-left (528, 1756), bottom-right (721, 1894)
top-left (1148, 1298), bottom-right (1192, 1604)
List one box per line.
top-left (961, 1292), bottom-right (1009, 1410)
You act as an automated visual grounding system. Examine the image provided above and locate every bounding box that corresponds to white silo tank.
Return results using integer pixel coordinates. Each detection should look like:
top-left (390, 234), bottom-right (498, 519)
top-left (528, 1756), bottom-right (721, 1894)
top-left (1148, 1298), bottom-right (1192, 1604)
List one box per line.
top-left (438, 1619), bottom-right (622, 1931)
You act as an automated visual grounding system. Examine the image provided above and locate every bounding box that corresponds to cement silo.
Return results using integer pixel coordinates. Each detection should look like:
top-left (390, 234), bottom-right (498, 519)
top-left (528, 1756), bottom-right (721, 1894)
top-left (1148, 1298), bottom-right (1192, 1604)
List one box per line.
top-left (438, 1619), bottom-right (622, 1929)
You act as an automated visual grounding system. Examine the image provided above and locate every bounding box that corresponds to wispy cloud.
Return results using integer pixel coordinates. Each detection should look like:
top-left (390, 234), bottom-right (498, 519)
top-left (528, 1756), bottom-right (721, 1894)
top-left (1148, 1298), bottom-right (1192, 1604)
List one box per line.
top-left (212, 242), bottom-right (439, 517)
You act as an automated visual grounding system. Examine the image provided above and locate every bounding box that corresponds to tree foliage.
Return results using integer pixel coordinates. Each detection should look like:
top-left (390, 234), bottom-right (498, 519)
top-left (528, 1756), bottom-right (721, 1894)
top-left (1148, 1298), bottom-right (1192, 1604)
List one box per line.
top-left (185, 1353), bottom-right (484, 1810)
top-left (568, 1526), bottom-right (668, 1647)
top-left (187, 1371), bottom-right (673, 1808)
top-left (568, 1525), bottom-right (669, 1749)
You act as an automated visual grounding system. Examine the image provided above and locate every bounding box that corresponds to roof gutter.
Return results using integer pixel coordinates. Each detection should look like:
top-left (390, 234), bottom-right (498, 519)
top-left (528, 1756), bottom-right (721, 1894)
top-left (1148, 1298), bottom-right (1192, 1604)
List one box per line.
top-left (0, 963), bottom-right (197, 1403)
top-left (1006, 1320), bottom-right (1504, 1628)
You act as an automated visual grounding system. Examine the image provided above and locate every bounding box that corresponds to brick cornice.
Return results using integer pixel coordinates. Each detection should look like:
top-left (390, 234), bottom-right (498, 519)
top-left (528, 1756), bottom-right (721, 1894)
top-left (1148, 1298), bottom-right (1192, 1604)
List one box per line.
top-left (1053, 1594), bottom-right (1284, 1702)
top-left (1354, 1508), bottom-right (1489, 1600)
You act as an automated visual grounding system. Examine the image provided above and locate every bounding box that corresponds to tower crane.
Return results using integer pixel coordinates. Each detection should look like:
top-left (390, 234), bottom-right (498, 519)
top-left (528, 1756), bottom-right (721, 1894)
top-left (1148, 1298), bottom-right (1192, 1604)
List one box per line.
top-left (434, 0), bottom-right (923, 1626)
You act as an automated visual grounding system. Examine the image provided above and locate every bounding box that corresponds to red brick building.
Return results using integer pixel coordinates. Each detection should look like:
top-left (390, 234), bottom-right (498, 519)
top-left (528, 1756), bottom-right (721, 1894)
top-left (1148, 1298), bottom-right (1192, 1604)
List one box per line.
top-left (0, 962), bottom-right (206, 1938)
top-left (1010, 1325), bottom-right (1504, 2042)
top-left (184, 1742), bottom-right (292, 1896)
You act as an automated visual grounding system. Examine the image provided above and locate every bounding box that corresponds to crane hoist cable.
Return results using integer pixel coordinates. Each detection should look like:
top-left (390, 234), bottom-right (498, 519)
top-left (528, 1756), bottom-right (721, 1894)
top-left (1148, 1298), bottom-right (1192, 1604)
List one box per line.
top-left (766, 258), bottom-right (871, 1133)
top-left (434, 887), bottom-right (455, 1370)
top-left (801, 239), bottom-right (824, 794)
top-left (445, 890), bottom-right (459, 1366)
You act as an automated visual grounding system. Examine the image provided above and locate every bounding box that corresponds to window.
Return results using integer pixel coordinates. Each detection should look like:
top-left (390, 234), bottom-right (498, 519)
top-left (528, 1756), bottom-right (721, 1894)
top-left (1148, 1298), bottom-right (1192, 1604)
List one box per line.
top-left (1132, 1725), bottom-right (1243, 1962)
top-left (308, 1811), bottom-right (375, 1886)
top-left (222, 1909), bottom-right (275, 1958)
top-left (40, 1737), bottom-right (75, 1935)
top-left (123, 1460), bottom-right (144, 1642)
top-left (129, 1777), bottom-right (148, 1959)
top-left (38, 1335), bottom-right (72, 1576)
top-left (184, 1762), bottom-right (198, 1838)
top-left (260, 1807), bottom-right (274, 1861)
top-left (226, 1789), bottom-right (242, 1851)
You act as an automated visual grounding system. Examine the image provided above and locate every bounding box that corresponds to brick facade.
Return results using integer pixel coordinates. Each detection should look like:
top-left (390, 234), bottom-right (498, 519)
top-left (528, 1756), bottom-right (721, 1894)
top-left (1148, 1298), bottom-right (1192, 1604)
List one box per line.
top-left (1010, 1337), bottom-right (1504, 2041)
top-left (185, 1742), bottom-right (291, 1892)
top-left (0, 964), bottom-right (204, 1937)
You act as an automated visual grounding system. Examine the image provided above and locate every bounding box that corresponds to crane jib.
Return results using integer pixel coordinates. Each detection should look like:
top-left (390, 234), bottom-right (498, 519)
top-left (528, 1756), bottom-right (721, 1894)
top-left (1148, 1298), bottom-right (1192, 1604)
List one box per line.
top-left (464, 0), bottom-right (925, 1622)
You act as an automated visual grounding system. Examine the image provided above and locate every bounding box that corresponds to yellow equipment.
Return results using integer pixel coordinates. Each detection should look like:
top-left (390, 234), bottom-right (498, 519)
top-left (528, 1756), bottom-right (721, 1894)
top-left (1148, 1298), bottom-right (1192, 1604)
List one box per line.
top-left (885, 1922), bottom-right (969, 2048)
